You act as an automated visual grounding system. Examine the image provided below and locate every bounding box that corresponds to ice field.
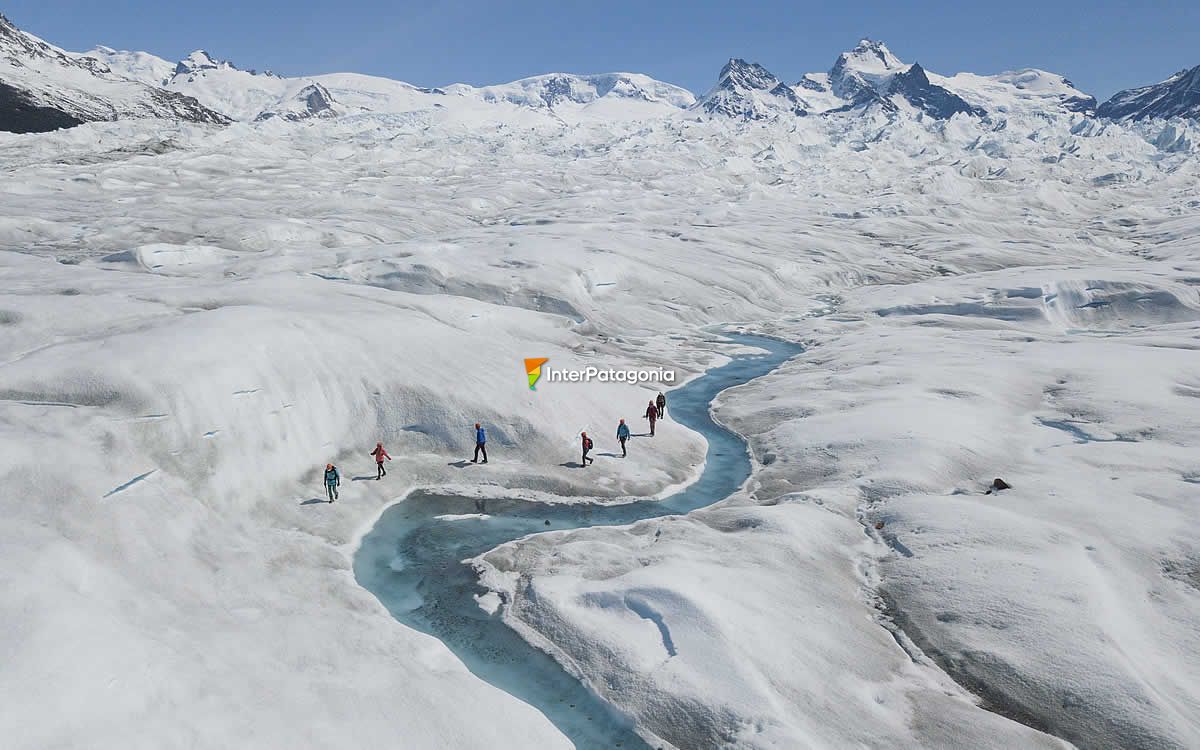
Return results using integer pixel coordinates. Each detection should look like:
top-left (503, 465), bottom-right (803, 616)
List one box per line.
top-left (1, 81), bottom-right (1199, 748)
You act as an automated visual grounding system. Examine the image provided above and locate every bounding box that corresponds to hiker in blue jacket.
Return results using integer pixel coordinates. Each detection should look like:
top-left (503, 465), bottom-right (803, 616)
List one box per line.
top-left (323, 463), bottom-right (340, 503)
top-left (472, 422), bottom-right (488, 464)
top-left (616, 419), bottom-right (631, 457)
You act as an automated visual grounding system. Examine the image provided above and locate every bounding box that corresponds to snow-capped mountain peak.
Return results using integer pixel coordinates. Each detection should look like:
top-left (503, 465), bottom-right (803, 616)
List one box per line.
top-left (821, 40), bottom-right (985, 118)
top-left (83, 45), bottom-right (175, 87)
top-left (254, 81), bottom-right (339, 122)
top-left (845, 39), bottom-right (904, 74)
top-left (455, 72), bottom-right (695, 111)
top-left (175, 49), bottom-right (235, 76)
top-left (887, 61), bottom-right (985, 118)
top-left (1098, 64), bottom-right (1200, 121)
top-left (717, 58), bottom-right (783, 92)
top-left (828, 39), bottom-right (906, 99)
top-left (0, 11), bottom-right (22, 42)
top-left (7, 10), bottom-right (1197, 134)
top-left (693, 58), bottom-right (807, 120)
top-left (0, 12), bottom-right (228, 132)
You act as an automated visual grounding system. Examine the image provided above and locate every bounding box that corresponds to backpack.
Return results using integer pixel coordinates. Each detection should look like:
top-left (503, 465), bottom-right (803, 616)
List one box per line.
top-left (585, 437), bottom-right (593, 450)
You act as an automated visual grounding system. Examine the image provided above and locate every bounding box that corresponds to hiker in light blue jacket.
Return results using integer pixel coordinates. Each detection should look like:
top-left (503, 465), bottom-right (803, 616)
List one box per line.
top-left (616, 419), bottom-right (631, 458)
top-left (323, 463), bottom-right (340, 503)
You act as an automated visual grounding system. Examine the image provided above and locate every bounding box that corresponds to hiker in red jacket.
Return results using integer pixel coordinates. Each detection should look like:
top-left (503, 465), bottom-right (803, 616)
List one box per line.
top-left (370, 442), bottom-right (391, 480)
top-left (581, 431), bottom-right (594, 466)
top-left (644, 399), bottom-right (658, 437)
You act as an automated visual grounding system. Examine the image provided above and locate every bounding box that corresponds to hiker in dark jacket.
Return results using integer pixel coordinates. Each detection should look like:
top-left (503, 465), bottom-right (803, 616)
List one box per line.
top-left (616, 419), bottom-right (631, 457)
top-left (581, 431), bottom-right (595, 466)
top-left (644, 400), bottom-right (658, 437)
top-left (324, 463), bottom-right (340, 503)
top-left (472, 423), bottom-right (488, 464)
top-left (656, 392), bottom-right (667, 419)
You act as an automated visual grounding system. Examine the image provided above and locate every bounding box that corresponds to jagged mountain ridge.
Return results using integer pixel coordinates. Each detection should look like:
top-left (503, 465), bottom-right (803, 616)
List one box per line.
top-left (0, 13), bottom-right (228, 133)
top-left (696, 40), bottom-right (1056, 121)
top-left (85, 42), bottom-right (695, 122)
top-left (696, 58), bottom-right (808, 119)
top-left (1098, 64), bottom-right (1200, 121)
top-left (2, 12), bottom-right (1198, 134)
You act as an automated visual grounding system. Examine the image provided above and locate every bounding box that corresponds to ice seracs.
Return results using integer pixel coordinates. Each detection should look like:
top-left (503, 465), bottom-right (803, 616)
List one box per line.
top-left (1098, 63), bottom-right (1200, 121)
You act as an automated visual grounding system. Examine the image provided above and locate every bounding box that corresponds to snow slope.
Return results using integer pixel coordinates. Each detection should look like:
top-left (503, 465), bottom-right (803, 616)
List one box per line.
top-left (81, 45), bottom-right (175, 86)
top-left (933, 68), bottom-right (1097, 116)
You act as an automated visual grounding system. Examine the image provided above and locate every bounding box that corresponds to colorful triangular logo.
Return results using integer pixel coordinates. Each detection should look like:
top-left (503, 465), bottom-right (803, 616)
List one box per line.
top-left (524, 357), bottom-right (549, 390)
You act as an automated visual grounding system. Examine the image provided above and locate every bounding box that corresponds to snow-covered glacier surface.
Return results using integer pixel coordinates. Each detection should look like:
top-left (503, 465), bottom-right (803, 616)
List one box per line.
top-left (1, 106), bottom-right (1198, 749)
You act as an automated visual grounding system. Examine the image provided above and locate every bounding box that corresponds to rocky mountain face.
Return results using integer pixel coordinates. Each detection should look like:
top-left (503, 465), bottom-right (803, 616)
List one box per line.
top-left (828, 39), bottom-right (906, 100)
top-left (698, 40), bottom-right (987, 121)
top-left (694, 58), bottom-right (808, 119)
top-left (0, 13), bottom-right (228, 133)
top-left (1098, 65), bottom-right (1200, 121)
top-left (0, 79), bottom-right (84, 133)
top-left (888, 62), bottom-right (984, 118)
top-left (254, 82), bottom-right (338, 122)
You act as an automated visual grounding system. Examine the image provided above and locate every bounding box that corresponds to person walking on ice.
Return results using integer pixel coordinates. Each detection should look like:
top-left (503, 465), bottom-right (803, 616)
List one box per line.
top-left (616, 419), bottom-right (631, 457)
top-left (370, 442), bottom-right (391, 480)
top-left (656, 392), bottom-right (667, 419)
top-left (644, 399), bottom-right (658, 437)
top-left (472, 423), bottom-right (488, 464)
top-left (581, 431), bottom-right (595, 466)
top-left (324, 463), bottom-right (340, 503)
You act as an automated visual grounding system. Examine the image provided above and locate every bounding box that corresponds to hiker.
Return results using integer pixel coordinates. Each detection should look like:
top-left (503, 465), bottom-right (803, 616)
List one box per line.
top-left (370, 442), bottom-right (391, 480)
top-left (616, 419), bottom-right (630, 457)
top-left (324, 463), bottom-right (340, 503)
top-left (656, 392), bottom-right (667, 419)
top-left (581, 431), bottom-right (595, 466)
top-left (472, 422), bottom-right (488, 464)
top-left (644, 399), bottom-right (658, 437)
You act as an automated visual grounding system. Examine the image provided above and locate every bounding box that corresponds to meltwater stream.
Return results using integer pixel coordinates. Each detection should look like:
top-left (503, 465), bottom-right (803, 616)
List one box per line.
top-left (354, 335), bottom-right (800, 749)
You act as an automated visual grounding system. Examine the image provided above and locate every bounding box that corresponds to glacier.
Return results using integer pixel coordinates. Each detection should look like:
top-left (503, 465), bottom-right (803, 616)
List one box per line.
top-left (1, 14), bottom-right (1199, 750)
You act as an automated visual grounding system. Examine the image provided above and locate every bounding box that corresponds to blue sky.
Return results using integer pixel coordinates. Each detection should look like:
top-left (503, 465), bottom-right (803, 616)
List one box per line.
top-left (6, 1), bottom-right (1199, 99)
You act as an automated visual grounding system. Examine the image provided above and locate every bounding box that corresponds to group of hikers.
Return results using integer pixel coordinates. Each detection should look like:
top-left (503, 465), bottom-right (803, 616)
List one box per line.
top-left (320, 393), bottom-right (667, 501)
top-left (322, 441), bottom-right (392, 502)
top-left (584, 391), bottom-right (667, 466)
